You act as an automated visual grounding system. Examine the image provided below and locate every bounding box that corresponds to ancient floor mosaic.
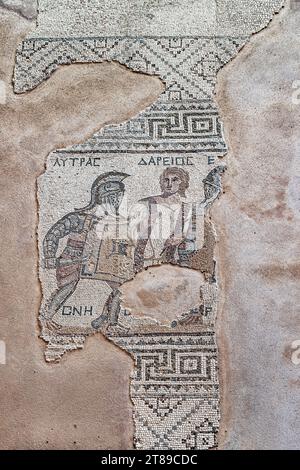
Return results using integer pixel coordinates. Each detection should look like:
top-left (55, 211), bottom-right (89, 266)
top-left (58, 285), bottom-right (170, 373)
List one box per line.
top-left (14, 0), bottom-right (285, 450)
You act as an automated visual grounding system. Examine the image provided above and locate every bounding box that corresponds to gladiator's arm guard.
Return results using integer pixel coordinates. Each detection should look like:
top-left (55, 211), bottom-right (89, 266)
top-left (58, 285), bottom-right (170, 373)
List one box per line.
top-left (43, 212), bottom-right (85, 268)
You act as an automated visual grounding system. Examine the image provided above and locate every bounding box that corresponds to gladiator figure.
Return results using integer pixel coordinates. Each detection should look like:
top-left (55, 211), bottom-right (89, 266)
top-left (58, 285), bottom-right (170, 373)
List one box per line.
top-left (42, 171), bottom-right (133, 330)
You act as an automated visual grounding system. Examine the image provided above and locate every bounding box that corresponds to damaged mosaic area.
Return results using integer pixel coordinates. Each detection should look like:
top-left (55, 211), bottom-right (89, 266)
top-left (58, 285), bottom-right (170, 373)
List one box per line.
top-left (14, 0), bottom-right (285, 450)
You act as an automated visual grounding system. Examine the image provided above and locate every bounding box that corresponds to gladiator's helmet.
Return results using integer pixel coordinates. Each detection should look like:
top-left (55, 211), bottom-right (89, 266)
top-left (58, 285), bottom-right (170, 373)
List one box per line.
top-left (78, 171), bottom-right (129, 214)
